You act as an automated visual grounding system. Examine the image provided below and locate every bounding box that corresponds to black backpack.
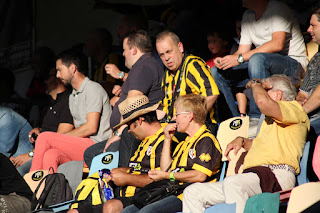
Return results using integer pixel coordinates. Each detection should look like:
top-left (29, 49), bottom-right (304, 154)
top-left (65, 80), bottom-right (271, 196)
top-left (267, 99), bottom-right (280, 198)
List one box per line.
top-left (31, 172), bottom-right (73, 211)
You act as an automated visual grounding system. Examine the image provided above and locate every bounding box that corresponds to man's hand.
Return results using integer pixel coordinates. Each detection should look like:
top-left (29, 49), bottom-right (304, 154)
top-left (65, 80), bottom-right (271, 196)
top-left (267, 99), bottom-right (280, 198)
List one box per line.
top-left (224, 137), bottom-right (244, 161)
top-left (299, 99), bottom-right (308, 106)
top-left (103, 135), bottom-right (121, 152)
top-left (296, 91), bottom-right (308, 107)
top-left (112, 85), bottom-right (122, 97)
top-left (148, 170), bottom-right (168, 182)
top-left (29, 128), bottom-right (41, 143)
top-left (215, 55), bottom-right (239, 70)
top-left (214, 57), bottom-right (223, 69)
top-left (105, 64), bottom-right (121, 79)
top-left (163, 123), bottom-right (177, 141)
top-left (110, 97), bottom-right (120, 107)
top-left (13, 153), bottom-right (31, 167)
top-left (110, 170), bottom-right (128, 186)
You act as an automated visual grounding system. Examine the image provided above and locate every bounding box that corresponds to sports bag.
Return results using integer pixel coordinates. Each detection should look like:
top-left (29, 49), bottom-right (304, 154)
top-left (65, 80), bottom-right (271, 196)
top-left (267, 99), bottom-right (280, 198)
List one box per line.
top-left (31, 171), bottom-right (73, 211)
top-left (132, 179), bottom-right (188, 209)
top-left (69, 172), bottom-right (105, 213)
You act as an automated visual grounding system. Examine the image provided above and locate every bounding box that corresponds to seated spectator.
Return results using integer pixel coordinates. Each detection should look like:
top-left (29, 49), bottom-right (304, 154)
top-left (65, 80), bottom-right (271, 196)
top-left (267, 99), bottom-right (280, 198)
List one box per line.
top-left (121, 94), bottom-right (221, 213)
top-left (0, 106), bottom-right (33, 162)
top-left (13, 67), bottom-right (74, 176)
top-left (207, 27), bottom-right (248, 117)
top-left (0, 153), bottom-right (33, 213)
top-left (84, 31), bottom-right (164, 170)
top-left (29, 50), bottom-right (112, 172)
top-left (28, 46), bottom-right (56, 127)
top-left (296, 7), bottom-right (320, 136)
top-left (155, 31), bottom-right (219, 135)
top-left (213, 0), bottom-right (308, 136)
top-left (85, 28), bottom-right (124, 97)
top-left (69, 95), bottom-right (177, 213)
top-left (183, 74), bottom-right (310, 213)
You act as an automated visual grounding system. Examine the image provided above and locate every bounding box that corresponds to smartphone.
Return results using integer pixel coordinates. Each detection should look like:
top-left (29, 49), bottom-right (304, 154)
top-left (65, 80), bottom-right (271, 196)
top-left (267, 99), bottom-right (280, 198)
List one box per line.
top-left (32, 133), bottom-right (38, 140)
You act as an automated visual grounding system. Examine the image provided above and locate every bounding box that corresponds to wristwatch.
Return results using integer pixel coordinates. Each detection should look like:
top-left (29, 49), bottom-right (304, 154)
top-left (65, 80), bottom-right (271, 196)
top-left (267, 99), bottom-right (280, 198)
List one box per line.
top-left (118, 71), bottom-right (125, 80)
top-left (114, 130), bottom-right (121, 137)
top-left (169, 172), bottom-right (176, 181)
top-left (237, 54), bottom-right (244, 64)
top-left (28, 150), bottom-right (34, 157)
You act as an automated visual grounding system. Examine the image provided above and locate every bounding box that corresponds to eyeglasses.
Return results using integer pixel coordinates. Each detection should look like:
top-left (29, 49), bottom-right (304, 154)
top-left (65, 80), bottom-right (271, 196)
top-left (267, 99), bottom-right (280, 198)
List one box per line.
top-left (175, 111), bottom-right (190, 116)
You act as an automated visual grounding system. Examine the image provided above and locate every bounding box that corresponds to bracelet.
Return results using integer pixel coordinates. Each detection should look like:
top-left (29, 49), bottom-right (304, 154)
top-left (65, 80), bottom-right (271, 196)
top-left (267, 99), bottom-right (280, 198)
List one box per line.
top-left (169, 172), bottom-right (176, 181)
top-left (114, 130), bottom-right (121, 137)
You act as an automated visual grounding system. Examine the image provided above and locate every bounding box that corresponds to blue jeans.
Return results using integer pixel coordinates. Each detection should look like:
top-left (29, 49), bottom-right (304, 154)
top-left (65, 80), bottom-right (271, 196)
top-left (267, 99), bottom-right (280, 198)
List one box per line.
top-left (0, 107), bottom-right (33, 157)
top-left (310, 114), bottom-right (320, 136)
top-left (247, 53), bottom-right (302, 118)
top-left (211, 63), bottom-right (249, 117)
top-left (122, 195), bottom-right (182, 213)
top-left (17, 159), bottom-right (32, 176)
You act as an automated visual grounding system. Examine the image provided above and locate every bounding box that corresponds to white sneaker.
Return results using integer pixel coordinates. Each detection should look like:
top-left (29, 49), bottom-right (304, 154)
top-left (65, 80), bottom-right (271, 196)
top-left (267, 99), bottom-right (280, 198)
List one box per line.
top-left (248, 117), bottom-right (260, 139)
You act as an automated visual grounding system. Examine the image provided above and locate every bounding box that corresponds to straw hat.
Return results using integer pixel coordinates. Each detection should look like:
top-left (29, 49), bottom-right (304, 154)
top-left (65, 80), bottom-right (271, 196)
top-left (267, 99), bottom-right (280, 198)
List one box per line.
top-left (113, 95), bottom-right (160, 129)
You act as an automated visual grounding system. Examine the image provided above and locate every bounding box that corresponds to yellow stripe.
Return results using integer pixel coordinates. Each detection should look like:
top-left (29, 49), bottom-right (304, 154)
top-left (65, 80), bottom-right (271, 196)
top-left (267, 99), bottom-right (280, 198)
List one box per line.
top-left (192, 163), bottom-right (213, 177)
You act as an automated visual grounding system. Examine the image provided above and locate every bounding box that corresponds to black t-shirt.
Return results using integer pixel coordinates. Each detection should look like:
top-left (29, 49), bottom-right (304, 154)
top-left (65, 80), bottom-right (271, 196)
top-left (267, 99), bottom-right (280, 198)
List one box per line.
top-left (110, 52), bottom-right (164, 128)
top-left (0, 153), bottom-right (33, 201)
top-left (41, 89), bottom-right (73, 132)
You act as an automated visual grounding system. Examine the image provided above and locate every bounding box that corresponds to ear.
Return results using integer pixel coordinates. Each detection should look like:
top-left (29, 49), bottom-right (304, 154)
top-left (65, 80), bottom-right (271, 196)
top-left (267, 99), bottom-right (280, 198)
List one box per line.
top-left (137, 117), bottom-right (144, 125)
top-left (178, 42), bottom-right (184, 53)
top-left (69, 63), bottom-right (77, 74)
top-left (132, 46), bottom-right (138, 55)
top-left (278, 90), bottom-right (284, 101)
top-left (188, 112), bottom-right (194, 122)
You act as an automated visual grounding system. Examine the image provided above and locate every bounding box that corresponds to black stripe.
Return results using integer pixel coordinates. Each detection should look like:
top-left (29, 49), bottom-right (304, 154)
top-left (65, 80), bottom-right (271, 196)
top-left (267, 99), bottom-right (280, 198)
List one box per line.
top-left (122, 103), bottom-right (152, 119)
top-left (186, 71), bottom-right (201, 92)
top-left (193, 60), bottom-right (213, 96)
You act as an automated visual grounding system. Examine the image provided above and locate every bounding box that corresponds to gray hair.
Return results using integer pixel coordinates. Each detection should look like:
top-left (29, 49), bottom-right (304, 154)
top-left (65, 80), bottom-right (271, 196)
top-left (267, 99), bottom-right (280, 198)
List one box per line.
top-left (156, 30), bottom-right (181, 45)
top-left (262, 74), bottom-right (297, 101)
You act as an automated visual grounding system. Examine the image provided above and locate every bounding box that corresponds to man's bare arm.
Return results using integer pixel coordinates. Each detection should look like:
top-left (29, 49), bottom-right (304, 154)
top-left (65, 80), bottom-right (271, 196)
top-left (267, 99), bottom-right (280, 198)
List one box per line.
top-left (303, 84), bottom-right (320, 114)
top-left (64, 112), bottom-right (100, 137)
top-left (296, 90), bottom-right (308, 106)
top-left (57, 123), bottom-right (74, 134)
top-left (251, 81), bottom-right (282, 121)
top-left (111, 172), bottom-right (153, 188)
top-left (241, 31), bottom-right (286, 61)
top-left (206, 95), bottom-right (218, 112)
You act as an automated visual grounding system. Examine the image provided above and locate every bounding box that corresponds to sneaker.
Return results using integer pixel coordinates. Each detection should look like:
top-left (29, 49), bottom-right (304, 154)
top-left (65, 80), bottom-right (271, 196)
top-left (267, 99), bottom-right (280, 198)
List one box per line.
top-left (248, 117), bottom-right (260, 139)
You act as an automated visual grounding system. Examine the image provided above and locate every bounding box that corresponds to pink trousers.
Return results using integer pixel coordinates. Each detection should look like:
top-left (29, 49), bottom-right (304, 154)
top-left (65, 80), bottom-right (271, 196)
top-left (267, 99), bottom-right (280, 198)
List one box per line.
top-left (29, 132), bottom-right (96, 172)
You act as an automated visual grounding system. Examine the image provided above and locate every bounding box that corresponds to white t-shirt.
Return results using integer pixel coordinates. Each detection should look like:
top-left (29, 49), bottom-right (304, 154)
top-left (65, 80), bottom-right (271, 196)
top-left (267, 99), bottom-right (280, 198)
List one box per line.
top-left (240, 0), bottom-right (308, 69)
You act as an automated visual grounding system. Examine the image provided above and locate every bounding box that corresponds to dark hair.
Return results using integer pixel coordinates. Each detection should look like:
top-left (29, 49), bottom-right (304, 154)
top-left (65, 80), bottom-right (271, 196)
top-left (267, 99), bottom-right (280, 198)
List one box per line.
top-left (124, 30), bottom-right (153, 53)
top-left (207, 28), bottom-right (231, 42)
top-left (132, 111), bottom-right (158, 124)
top-left (206, 24), bottom-right (233, 46)
top-left (56, 50), bottom-right (87, 74)
top-left (312, 7), bottom-right (320, 21)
